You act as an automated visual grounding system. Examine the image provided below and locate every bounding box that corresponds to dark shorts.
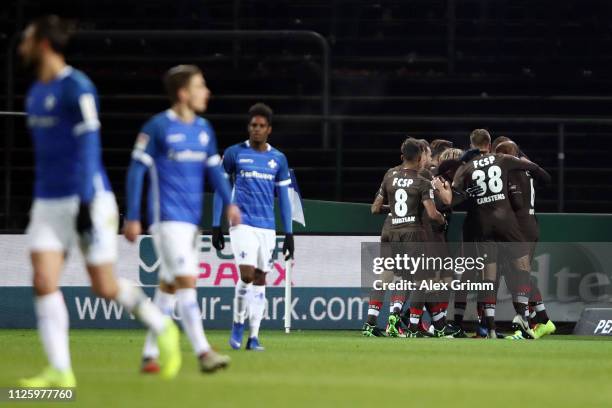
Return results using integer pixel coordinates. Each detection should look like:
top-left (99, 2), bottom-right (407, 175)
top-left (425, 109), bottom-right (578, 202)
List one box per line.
top-left (380, 228), bottom-right (425, 278)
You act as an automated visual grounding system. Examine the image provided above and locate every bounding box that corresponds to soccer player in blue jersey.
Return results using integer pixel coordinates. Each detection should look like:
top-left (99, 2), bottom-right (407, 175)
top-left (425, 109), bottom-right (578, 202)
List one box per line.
top-left (18, 16), bottom-right (181, 387)
top-left (124, 65), bottom-right (241, 373)
top-left (212, 103), bottom-right (294, 351)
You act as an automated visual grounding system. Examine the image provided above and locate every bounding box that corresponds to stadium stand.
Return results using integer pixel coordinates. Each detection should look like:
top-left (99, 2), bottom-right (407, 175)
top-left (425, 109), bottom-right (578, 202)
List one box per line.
top-left (2, 0), bottom-right (612, 230)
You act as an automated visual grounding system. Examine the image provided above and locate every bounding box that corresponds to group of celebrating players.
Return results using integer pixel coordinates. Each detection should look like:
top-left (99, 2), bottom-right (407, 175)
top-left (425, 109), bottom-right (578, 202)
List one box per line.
top-left (362, 130), bottom-right (558, 340)
top-left (18, 15), bottom-right (293, 387)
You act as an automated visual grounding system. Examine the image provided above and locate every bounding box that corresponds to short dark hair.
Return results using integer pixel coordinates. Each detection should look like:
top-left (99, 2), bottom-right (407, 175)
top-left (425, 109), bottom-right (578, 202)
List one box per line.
top-left (470, 129), bottom-right (491, 149)
top-left (492, 136), bottom-right (511, 152)
top-left (495, 140), bottom-right (519, 156)
top-left (401, 137), bottom-right (422, 161)
top-left (31, 15), bottom-right (76, 54)
top-left (431, 139), bottom-right (453, 158)
top-left (248, 103), bottom-right (273, 125)
top-left (163, 65), bottom-right (202, 104)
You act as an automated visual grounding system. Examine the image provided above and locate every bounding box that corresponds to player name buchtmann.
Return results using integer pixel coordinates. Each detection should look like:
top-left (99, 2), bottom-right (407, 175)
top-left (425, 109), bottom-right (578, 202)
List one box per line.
top-left (371, 279), bottom-right (493, 292)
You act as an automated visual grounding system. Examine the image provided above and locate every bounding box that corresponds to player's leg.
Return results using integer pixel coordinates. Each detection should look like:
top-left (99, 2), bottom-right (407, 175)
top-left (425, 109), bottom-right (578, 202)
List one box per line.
top-left (478, 241), bottom-right (499, 339)
top-left (246, 227), bottom-right (278, 350)
top-left (141, 225), bottom-right (176, 372)
top-left (85, 193), bottom-right (180, 379)
top-left (142, 281), bottom-right (176, 373)
top-left (229, 225), bottom-right (259, 349)
top-left (363, 269), bottom-right (392, 336)
top-left (526, 242), bottom-right (556, 338)
top-left (20, 199), bottom-right (76, 388)
top-left (247, 269), bottom-right (267, 350)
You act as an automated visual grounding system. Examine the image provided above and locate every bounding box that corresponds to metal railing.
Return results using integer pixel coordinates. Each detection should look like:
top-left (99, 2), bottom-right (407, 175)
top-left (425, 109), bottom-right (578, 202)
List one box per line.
top-left (4, 29), bottom-right (331, 229)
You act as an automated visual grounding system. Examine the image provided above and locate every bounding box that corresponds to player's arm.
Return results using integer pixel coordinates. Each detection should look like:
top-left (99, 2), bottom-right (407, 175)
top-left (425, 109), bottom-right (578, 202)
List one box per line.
top-left (503, 155), bottom-right (552, 185)
top-left (69, 83), bottom-right (102, 234)
top-left (508, 173), bottom-right (524, 213)
top-left (211, 144), bottom-right (241, 251)
top-left (123, 123), bottom-right (158, 242)
top-left (371, 174), bottom-right (390, 214)
top-left (423, 182), bottom-right (445, 225)
top-left (276, 154), bottom-right (294, 260)
top-left (432, 176), bottom-right (452, 206)
top-left (206, 133), bottom-right (240, 226)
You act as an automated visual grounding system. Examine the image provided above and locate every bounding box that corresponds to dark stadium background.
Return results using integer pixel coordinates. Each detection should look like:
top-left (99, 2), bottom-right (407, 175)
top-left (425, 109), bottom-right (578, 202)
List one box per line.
top-left (2, 0), bottom-right (612, 232)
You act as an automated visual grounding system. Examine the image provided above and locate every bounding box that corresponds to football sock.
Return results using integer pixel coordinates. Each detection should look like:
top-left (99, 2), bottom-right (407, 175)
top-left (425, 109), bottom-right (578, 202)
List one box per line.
top-left (142, 288), bottom-right (175, 359)
top-left (176, 288), bottom-right (210, 355)
top-left (249, 285), bottom-right (266, 339)
top-left (35, 291), bottom-right (71, 371)
top-left (427, 302), bottom-right (448, 330)
top-left (367, 299), bottom-right (382, 326)
top-left (116, 278), bottom-right (166, 334)
top-left (454, 301), bottom-right (466, 326)
top-left (233, 279), bottom-right (252, 324)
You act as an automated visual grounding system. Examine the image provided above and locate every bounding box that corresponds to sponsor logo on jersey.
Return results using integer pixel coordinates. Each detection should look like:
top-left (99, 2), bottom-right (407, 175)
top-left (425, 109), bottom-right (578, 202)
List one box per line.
top-left (239, 158), bottom-right (254, 163)
top-left (391, 178), bottom-right (414, 187)
top-left (44, 94), bottom-right (56, 111)
top-left (168, 149), bottom-right (207, 162)
top-left (27, 115), bottom-right (58, 128)
top-left (167, 133), bottom-right (186, 143)
top-left (268, 159), bottom-right (278, 169)
top-left (476, 193), bottom-right (506, 205)
top-left (239, 169), bottom-right (274, 181)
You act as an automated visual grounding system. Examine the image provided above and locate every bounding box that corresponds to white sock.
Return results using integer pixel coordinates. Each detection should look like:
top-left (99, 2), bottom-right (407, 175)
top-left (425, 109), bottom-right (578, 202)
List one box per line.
top-left (116, 278), bottom-right (166, 334)
top-left (233, 279), bottom-right (252, 324)
top-left (35, 291), bottom-right (71, 371)
top-left (176, 288), bottom-right (210, 355)
top-left (142, 288), bottom-right (175, 359)
top-left (249, 285), bottom-right (266, 339)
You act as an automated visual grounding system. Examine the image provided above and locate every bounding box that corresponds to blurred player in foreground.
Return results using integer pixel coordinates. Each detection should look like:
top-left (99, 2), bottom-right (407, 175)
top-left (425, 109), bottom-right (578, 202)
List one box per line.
top-left (18, 16), bottom-right (180, 387)
top-left (212, 103), bottom-right (294, 351)
top-left (124, 65), bottom-right (240, 373)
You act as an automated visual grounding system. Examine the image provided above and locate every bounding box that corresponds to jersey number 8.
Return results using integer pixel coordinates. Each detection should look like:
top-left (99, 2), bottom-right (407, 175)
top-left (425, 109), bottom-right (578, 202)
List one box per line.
top-left (472, 165), bottom-right (503, 196)
top-left (394, 188), bottom-right (408, 217)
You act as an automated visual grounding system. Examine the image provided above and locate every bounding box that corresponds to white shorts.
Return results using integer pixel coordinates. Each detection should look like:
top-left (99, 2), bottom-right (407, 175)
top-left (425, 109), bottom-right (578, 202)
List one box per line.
top-left (27, 192), bottom-right (119, 265)
top-left (150, 221), bottom-right (199, 284)
top-left (229, 224), bottom-right (276, 272)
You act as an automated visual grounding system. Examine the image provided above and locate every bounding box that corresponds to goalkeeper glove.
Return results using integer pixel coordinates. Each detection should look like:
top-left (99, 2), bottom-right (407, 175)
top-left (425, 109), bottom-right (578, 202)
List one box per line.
top-left (282, 233), bottom-right (294, 260)
top-left (212, 226), bottom-right (225, 250)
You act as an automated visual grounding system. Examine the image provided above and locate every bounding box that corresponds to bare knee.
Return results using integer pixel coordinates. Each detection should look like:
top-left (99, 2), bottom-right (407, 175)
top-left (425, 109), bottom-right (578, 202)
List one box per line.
top-left (239, 265), bottom-right (256, 283)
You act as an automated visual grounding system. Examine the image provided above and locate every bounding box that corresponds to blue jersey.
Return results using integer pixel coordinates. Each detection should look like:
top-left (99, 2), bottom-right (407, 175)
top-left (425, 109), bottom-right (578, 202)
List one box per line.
top-left (127, 109), bottom-right (231, 225)
top-left (222, 141), bottom-right (291, 230)
top-left (25, 66), bottom-right (111, 200)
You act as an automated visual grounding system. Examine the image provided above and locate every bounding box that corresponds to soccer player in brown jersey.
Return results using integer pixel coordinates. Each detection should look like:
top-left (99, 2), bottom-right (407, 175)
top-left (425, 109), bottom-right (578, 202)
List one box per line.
top-left (452, 129), bottom-right (551, 338)
top-left (495, 141), bottom-right (556, 339)
top-left (365, 138), bottom-right (446, 338)
top-left (362, 166), bottom-right (399, 337)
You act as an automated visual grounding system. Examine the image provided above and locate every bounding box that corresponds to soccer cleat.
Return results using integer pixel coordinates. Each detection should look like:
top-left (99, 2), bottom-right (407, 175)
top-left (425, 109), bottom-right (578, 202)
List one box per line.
top-left (229, 322), bottom-right (245, 350)
top-left (405, 327), bottom-right (432, 338)
top-left (199, 350), bottom-right (231, 373)
top-left (506, 330), bottom-right (527, 340)
top-left (157, 317), bottom-right (182, 380)
top-left (362, 323), bottom-right (385, 337)
top-left (141, 357), bottom-right (160, 374)
top-left (246, 337), bottom-right (265, 351)
top-left (386, 313), bottom-right (401, 337)
top-left (511, 315), bottom-right (535, 339)
top-left (434, 323), bottom-right (461, 338)
top-left (453, 327), bottom-right (469, 338)
top-left (19, 366), bottom-right (76, 388)
top-left (532, 320), bottom-right (557, 339)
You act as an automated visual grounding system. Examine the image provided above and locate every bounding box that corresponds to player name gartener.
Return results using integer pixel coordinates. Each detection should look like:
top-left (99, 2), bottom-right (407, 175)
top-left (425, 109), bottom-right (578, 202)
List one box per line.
top-left (372, 279), bottom-right (493, 292)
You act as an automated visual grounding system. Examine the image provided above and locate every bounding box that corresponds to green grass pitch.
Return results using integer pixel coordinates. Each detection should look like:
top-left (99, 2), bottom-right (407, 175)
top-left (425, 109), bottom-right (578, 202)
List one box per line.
top-left (1, 330), bottom-right (611, 408)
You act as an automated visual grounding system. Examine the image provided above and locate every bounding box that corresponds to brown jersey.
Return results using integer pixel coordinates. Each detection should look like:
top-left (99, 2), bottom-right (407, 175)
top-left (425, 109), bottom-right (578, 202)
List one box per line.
top-left (378, 167), bottom-right (434, 232)
top-left (452, 153), bottom-right (550, 242)
top-left (508, 170), bottom-right (539, 242)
